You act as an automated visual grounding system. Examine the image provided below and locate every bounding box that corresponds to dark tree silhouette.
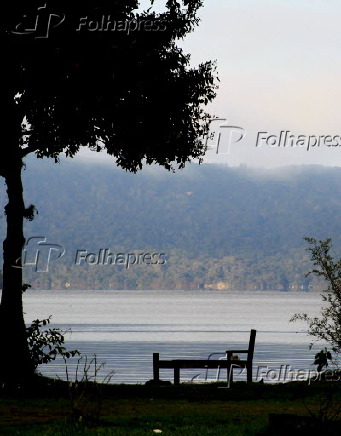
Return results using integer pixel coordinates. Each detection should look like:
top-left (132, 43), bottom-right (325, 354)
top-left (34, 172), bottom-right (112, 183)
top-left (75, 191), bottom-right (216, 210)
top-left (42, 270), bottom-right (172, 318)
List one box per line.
top-left (0, 1), bottom-right (217, 383)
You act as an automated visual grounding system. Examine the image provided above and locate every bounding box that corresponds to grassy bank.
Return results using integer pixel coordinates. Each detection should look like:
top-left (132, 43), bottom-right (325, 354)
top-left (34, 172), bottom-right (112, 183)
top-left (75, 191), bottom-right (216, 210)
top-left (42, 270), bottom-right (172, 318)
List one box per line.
top-left (0, 376), bottom-right (340, 435)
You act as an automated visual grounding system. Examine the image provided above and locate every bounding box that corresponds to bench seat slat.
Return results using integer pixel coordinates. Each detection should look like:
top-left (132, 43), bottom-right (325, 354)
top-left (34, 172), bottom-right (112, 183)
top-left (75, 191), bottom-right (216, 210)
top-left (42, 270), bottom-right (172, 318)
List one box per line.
top-left (158, 359), bottom-right (247, 369)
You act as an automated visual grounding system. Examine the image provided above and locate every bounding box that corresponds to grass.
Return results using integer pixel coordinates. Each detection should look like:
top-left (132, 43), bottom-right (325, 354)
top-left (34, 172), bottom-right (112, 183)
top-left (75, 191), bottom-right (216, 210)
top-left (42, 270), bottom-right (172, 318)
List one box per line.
top-left (0, 376), bottom-right (340, 435)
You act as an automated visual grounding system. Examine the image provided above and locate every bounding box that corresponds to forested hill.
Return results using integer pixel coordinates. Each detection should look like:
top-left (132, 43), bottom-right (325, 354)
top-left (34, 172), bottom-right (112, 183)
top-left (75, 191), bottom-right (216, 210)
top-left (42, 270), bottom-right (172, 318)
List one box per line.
top-left (1, 157), bottom-right (341, 291)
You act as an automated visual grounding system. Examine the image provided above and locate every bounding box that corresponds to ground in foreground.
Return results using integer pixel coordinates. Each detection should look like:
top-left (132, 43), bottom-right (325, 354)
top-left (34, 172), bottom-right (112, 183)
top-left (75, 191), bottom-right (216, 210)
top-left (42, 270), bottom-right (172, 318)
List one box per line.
top-left (0, 376), bottom-right (340, 435)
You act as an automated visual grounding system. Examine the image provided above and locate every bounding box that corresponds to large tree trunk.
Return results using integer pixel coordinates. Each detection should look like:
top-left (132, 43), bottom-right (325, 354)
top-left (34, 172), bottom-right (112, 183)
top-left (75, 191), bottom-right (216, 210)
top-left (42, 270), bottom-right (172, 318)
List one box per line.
top-left (0, 154), bottom-right (34, 385)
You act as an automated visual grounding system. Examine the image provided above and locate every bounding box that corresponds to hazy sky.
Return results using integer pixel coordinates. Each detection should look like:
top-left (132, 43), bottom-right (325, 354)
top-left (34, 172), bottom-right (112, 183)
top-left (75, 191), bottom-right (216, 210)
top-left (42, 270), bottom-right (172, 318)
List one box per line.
top-left (177, 0), bottom-right (341, 168)
top-left (81, 1), bottom-right (341, 168)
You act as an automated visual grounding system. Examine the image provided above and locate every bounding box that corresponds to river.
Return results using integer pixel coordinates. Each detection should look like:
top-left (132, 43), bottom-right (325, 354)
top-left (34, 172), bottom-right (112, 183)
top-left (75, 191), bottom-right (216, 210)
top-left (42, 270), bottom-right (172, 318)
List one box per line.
top-left (23, 289), bottom-right (325, 384)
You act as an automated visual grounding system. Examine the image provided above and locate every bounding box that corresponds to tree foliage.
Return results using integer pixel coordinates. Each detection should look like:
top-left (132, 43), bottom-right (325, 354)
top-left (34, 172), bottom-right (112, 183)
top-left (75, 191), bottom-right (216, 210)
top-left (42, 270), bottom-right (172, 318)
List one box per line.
top-left (291, 238), bottom-right (341, 354)
top-left (2, 0), bottom-right (217, 174)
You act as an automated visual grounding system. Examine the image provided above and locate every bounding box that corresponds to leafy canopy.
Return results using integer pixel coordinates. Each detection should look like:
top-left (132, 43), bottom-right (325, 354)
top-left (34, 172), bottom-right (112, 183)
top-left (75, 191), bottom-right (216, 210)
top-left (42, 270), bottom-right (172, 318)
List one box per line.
top-left (2, 0), bottom-right (217, 173)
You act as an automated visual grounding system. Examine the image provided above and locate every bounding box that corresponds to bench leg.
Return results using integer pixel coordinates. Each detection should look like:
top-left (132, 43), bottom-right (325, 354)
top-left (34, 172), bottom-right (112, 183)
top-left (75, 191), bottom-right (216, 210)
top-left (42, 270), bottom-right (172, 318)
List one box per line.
top-left (153, 353), bottom-right (160, 382)
top-left (247, 363), bottom-right (252, 383)
top-left (227, 364), bottom-right (233, 386)
top-left (174, 367), bottom-right (180, 385)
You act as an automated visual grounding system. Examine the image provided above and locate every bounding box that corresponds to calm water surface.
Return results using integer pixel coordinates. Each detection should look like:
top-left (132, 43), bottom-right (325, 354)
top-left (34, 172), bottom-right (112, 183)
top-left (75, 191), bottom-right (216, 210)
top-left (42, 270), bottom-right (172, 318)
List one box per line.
top-left (23, 289), bottom-right (324, 384)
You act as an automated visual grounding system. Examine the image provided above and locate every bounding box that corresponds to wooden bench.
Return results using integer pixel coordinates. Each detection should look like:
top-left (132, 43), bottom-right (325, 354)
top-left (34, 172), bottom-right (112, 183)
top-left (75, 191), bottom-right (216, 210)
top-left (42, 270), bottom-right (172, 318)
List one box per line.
top-left (153, 329), bottom-right (256, 385)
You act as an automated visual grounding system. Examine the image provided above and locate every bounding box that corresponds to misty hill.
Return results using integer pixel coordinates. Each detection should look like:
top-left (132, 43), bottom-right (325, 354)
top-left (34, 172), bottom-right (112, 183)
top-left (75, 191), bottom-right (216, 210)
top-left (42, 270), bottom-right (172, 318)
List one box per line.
top-left (1, 157), bottom-right (341, 290)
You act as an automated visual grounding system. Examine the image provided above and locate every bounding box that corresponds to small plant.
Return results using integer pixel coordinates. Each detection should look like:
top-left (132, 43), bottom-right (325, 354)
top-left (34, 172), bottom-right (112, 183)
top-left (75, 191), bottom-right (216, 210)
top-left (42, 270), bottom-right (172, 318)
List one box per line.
top-left (63, 354), bottom-right (115, 425)
top-left (314, 348), bottom-right (332, 373)
top-left (26, 315), bottom-right (79, 370)
top-left (302, 385), bottom-right (341, 431)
